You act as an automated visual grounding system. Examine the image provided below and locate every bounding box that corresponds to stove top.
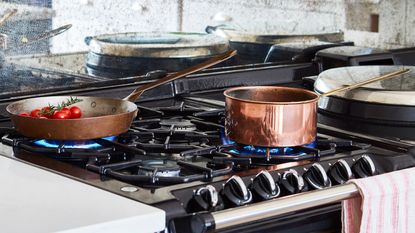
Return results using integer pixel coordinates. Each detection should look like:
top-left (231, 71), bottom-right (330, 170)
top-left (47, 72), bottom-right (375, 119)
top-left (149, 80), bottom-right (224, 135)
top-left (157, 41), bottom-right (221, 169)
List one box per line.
top-left (1, 45), bottom-right (415, 233)
top-left (1, 102), bottom-right (379, 187)
top-left (0, 94), bottom-right (414, 233)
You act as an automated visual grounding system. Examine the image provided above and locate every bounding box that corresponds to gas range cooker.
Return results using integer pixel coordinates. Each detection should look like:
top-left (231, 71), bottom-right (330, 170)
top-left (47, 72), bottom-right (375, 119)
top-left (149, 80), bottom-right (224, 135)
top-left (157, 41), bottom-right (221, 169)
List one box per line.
top-left (2, 45), bottom-right (415, 233)
top-left (0, 91), bottom-right (414, 233)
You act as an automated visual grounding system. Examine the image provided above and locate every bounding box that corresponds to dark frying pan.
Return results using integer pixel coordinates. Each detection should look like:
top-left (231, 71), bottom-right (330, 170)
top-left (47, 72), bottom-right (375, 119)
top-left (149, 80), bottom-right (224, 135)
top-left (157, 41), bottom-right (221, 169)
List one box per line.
top-left (6, 50), bottom-right (237, 140)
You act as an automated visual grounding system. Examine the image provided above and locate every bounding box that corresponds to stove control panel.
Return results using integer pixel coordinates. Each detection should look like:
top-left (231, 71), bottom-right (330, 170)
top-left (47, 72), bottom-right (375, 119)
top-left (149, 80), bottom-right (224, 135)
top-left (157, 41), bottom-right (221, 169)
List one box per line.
top-left (176, 153), bottom-right (385, 214)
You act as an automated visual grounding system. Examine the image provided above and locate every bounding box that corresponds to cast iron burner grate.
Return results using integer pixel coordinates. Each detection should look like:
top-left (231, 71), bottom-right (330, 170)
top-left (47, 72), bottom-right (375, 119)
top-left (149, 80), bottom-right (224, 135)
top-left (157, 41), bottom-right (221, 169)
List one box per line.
top-left (85, 158), bottom-right (233, 185)
top-left (0, 102), bottom-right (370, 187)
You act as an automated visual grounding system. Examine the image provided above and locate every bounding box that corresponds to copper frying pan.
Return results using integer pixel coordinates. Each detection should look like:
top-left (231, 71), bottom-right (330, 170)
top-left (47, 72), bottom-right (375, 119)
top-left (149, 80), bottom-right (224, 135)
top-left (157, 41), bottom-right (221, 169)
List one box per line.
top-left (224, 68), bottom-right (410, 148)
top-left (6, 50), bottom-right (237, 140)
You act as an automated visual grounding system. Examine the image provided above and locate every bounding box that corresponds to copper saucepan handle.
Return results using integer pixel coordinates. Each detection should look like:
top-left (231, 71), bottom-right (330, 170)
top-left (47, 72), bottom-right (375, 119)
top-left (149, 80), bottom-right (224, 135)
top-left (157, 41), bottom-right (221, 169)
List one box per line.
top-left (320, 68), bottom-right (411, 98)
top-left (123, 50), bottom-right (237, 102)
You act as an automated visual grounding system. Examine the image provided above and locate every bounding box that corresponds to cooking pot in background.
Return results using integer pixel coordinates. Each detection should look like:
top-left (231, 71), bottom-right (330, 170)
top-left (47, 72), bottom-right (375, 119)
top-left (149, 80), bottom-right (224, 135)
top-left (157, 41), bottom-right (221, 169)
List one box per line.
top-left (85, 32), bottom-right (231, 78)
top-left (206, 25), bottom-right (344, 64)
top-left (315, 65), bottom-right (415, 140)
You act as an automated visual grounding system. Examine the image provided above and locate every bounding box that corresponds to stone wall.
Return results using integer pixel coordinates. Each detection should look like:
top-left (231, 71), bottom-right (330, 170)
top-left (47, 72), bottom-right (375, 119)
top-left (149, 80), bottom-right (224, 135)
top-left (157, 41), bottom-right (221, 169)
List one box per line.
top-left (50, 0), bottom-right (414, 53)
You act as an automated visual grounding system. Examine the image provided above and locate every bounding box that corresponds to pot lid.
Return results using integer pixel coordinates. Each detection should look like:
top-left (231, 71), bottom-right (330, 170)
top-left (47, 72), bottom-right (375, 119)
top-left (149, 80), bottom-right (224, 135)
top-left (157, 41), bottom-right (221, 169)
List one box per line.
top-left (315, 46), bottom-right (388, 59)
top-left (87, 32), bottom-right (230, 58)
top-left (274, 41), bottom-right (334, 51)
top-left (314, 65), bottom-right (415, 106)
top-left (207, 26), bottom-right (344, 44)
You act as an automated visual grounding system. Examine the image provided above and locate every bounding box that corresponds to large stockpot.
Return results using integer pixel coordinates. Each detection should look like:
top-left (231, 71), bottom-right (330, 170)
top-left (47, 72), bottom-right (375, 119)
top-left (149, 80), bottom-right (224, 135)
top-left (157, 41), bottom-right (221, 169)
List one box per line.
top-left (224, 69), bottom-right (409, 147)
top-left (85, 32), bottom-right (231, 78)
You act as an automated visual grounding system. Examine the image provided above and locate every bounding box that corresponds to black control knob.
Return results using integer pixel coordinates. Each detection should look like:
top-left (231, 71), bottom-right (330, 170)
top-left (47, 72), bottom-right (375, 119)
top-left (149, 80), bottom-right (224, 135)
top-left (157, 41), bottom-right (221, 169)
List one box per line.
top-left (328, 159), bottom-right (353, 184)
top-left (188, 185), bottom-right (224, 212)
top-left (250, 170), bottom-right (280, 200)
top-left (280, 169), bottom-right (305, 194)
top-left (352, 155), bottom-right (376, 178)
top-left (303, 163), bottom-right (332, 189)
top-left (221, 175), bottom-right (252, 207)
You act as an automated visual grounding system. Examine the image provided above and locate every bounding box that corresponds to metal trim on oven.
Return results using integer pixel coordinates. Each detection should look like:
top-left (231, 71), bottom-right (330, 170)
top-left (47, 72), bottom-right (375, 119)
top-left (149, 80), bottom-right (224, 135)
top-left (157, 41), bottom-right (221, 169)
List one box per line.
top-left (192, 183), bottom-right (358, 233)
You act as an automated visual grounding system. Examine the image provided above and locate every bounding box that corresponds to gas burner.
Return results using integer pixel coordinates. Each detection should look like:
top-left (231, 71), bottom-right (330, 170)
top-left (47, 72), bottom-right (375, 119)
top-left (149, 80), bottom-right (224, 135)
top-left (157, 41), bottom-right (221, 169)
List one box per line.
top-left (33, 136), bottom-right (117, 149)
top-left (159, 118), bottom-right (197, 132)
top-left (136, 102), bottom-right (204, 119)
top-left (220, 144), bottom-right (322, 164)
top-left (86, 158), bottom-right (233, 185)
top-left (219, 132), bottom-right (320, 162)
top-left (231, 142), bottom-right (317, 157)
top-left (139, 160), bottom-right (181, 177)
top-left (215, 138), bottom-right (365, 165)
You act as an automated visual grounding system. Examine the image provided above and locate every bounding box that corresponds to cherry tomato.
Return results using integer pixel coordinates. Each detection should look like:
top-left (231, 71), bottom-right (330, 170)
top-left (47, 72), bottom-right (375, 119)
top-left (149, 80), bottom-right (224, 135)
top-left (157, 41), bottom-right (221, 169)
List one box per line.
top-left (38, 116), bottom-right (48, 119)
top-left (19, 112), bottom-right (30, 117)
top-left (41, 106), bottom-right (53, 118)
top-left (53, 110), bottom-right (71, 120)
top-left (30, 109), bottom-right (41, 118)
top-left (69, 106), bottom-right (82, 119)
top-left (60, 107), bottom-right (72, 118)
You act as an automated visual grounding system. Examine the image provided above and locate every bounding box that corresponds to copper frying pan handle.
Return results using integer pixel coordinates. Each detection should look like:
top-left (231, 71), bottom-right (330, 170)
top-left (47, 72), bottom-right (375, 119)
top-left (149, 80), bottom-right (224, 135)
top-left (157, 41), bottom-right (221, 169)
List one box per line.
top-left (320, 68), bottom-right (411, 98)
top-left (123, 50), bottom-right (237, 102)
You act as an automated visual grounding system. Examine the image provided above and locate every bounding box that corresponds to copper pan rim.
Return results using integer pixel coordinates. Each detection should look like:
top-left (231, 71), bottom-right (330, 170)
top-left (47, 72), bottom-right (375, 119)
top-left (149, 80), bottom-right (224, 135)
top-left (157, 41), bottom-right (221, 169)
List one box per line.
top-left (8, 109), bottom-right (139, 122)
top-left (224, 86), bottom-right (319, 105)
top-left (6, 96), bottom-right (138, 121)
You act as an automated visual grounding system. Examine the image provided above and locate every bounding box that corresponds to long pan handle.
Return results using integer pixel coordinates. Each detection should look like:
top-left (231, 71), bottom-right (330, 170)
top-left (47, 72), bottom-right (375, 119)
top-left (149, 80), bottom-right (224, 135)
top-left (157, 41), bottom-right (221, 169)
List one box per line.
top-left (123, 50), bottom-right (237, 102)
top-left (320, 68), bottom-right (411, 97)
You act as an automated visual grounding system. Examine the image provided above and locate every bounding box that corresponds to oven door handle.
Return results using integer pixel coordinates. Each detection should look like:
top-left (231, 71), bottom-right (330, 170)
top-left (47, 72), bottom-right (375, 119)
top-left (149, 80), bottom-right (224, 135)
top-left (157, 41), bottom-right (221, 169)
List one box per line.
top-left (190, 183), bottom-right (358, 233)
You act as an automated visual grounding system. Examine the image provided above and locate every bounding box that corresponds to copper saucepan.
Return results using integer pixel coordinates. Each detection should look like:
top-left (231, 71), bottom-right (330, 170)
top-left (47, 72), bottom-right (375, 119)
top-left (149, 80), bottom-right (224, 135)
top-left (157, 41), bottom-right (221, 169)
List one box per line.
top-left (6, 50), bottom-right (237, 140)
top-left (224, 68), bottom-right (410, 147)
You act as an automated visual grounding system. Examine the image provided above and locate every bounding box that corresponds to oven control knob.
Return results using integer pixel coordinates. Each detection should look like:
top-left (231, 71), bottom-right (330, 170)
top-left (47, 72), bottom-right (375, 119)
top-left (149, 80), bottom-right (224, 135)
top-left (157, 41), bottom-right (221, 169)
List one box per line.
top-left (352, 155), bottom-right (376, 178)
top-left (328, 159), bottom-right (353, 184)
top-left (189, 185), bottom-right (224, 212)
top-left (250, 170), bottom-right (280, 200)
top-left (303, 163), bottom-right (332, 189)
top-left (280, 169), bottom-right (304, 194)
top-left (221, 175), bottom-right (252, 206)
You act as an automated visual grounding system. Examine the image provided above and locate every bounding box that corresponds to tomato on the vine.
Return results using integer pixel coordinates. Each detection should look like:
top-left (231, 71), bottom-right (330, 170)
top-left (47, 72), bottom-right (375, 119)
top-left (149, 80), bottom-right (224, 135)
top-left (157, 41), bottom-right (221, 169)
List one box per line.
top-left (30, 109), bottom-right (41, 118)
top-left (53, 110), bottom-right (71, 120)
top-left (69, 106), bottom-right (82, 119)
top-left (60, 107), bottom-right (72, 118)
top-left (23, 102), bottom-right (83, 120)
top-left (41, 106), bottom-right (53, 118)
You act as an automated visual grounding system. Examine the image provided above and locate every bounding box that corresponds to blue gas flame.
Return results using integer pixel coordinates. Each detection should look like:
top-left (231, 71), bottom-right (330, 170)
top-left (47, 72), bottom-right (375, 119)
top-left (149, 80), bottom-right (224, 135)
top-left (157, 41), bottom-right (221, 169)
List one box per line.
top-left (221, 129), bottom-right (316, 156)
top-left (33, 136), bottom-right (117, 149)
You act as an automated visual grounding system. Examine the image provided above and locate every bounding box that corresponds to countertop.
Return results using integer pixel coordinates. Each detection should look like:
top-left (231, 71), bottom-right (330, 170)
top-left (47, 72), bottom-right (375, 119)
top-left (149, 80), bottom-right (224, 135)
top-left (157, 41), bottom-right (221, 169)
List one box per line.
top-left (0, 155), bottom-right (165, 233)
